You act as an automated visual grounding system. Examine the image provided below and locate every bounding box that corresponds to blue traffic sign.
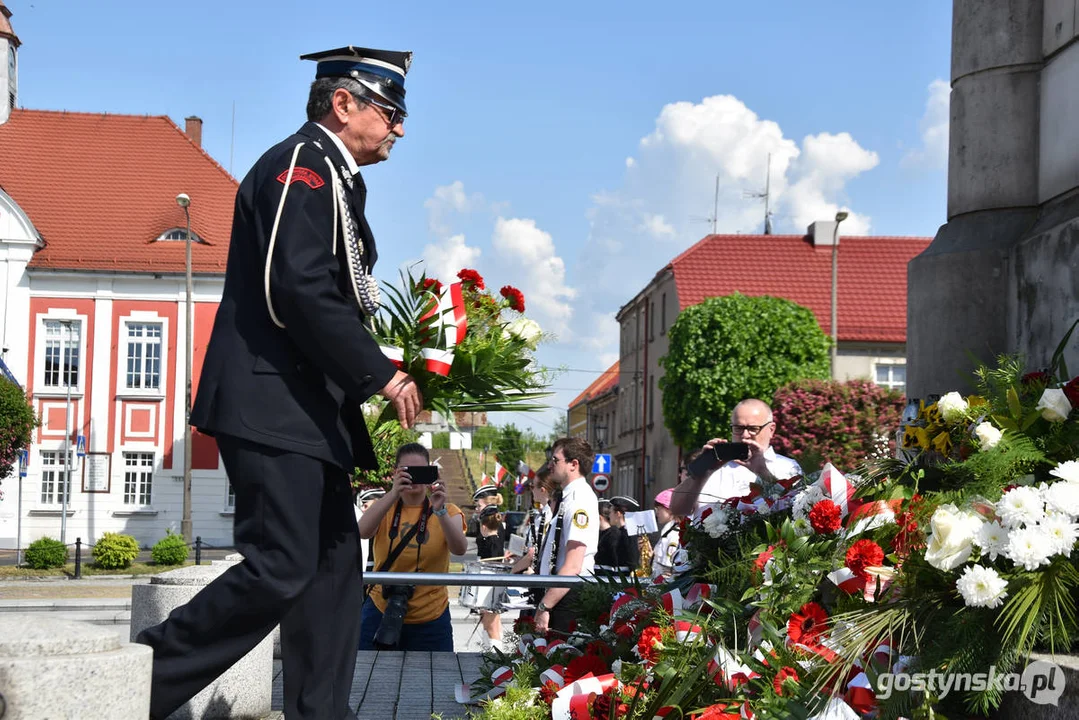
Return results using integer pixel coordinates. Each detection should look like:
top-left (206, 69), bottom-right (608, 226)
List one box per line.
top-left (18, 449), bottom-right (28, 477)
top-left (76, 435), bottom-right (87, 457)
top-left (592, 454), bottom-right (611, 474)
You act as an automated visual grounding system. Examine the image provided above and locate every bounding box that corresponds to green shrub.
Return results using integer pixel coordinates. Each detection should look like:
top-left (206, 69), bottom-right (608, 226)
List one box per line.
top-left (0, 375), bottom-right (38, 480)
top-left (24, 536), bottom-right (68, 569)
top-left (91, 532), bottom-right (140, 569)
top-left (150, 529), bottom-right (189, 566)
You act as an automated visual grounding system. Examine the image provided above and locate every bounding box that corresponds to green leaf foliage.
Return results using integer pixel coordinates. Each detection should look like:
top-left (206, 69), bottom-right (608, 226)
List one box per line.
top-left (0, 375), bottom-right (38, 480)
top-left (659, 293), bottom-right (831, 449)
top-left (24, 536), bottom-right (68, 569)
top-left (91, 532), bottom-right (140, 570)
top-left (150, 529), bottom-right (190, 566)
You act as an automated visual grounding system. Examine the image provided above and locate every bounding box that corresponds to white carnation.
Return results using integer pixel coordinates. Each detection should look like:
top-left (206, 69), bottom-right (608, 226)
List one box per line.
top-left (1039, 516), bottom-right (1079, 556)
top-left (1036, 388), bottom-right (1072, 423)
top-left (974, 422), bottom-right (1003, 450)
top-left (504, 317), bottom-right (543, 345)
top-left (956, 565), bottom-right (1009, 609)
top-left (792, 485), bottom-right (825, 521)
top-left (700, 505), bottom-right (730, 538)
top-left (974, 521), bottom-right (1008, 562)
top-left (1004, 526), bottom-right (1055, 571)
top-left (1050, 460), bottom-right (1079, 484)
top-left (937, 392), bottom-right (969, 424)
top-left (1044, 481), bottom-right (1079, 518)
top-left (997, 486), bottom-right (1046, 529)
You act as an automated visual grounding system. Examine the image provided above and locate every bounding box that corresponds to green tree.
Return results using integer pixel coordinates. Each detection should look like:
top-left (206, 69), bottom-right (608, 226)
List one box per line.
top-left (494, 423), bottom-right (525, 476)
top-left (0, 375), bottom-right (37, 482)
top-left (548, 414), bottom-right (568, 443)
top-left (353, 403), bottom-right (419, 491)
top-left (659, 293), bottom-right (831, 450)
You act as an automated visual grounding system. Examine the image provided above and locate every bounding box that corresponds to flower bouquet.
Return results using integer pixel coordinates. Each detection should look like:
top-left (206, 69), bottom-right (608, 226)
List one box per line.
top-left (368, 267), bottom-right (551, 423)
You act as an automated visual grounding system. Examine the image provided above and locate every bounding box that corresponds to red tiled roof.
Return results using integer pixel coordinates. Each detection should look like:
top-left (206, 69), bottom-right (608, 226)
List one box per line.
top-left (0, 109), bottom-right (236, 273)
top-left (568, 361), bottom-right (619, 410)
top-left (668, 234), bottom-right (932, 343)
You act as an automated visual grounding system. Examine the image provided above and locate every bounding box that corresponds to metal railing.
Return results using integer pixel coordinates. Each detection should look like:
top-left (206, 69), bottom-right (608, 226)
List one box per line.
top-left (64, 535), bottom-right (215, 579)
top-left (362, 571), bottom-right (638, 588)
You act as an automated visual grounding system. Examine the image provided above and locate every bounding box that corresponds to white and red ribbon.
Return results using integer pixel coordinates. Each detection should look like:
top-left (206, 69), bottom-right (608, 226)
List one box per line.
top-left (673, 620), bottom-right (703, 643)
top-left (659, 588), bottom-right (684, 615)
top-left (540, 664), bottom-right (566, 688)
top-left (418, 280), bottom-right (469, 376)
top-left (379, 345), bottom-right (405, 369)
top-left (820, 464), bottom-right (859, 518)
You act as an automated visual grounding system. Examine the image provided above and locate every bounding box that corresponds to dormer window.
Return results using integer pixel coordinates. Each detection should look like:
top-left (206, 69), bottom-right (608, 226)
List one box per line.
top-left (155, 228), bottom-right (203, 243)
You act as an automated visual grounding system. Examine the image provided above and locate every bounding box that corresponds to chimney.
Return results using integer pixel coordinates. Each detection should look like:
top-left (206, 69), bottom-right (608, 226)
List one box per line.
top-left (184, 116), bottom-right (203, 148)
top-left (808, 220), bottom-right (838, 247)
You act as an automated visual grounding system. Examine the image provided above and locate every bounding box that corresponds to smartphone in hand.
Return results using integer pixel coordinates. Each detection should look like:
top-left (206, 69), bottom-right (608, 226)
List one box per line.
top-left (686, 443), bottom-right (751, 478)
top-left (404, 465), bottom-right (438, 484)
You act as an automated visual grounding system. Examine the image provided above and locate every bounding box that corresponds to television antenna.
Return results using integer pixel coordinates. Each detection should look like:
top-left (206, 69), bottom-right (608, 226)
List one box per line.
top-left (743, 153), bottom-right (773, 234)
top-left (689, 174), bottom-right (722, 234)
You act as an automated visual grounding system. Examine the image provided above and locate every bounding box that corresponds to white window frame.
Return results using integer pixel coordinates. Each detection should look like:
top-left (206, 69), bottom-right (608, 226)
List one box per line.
top-left (225, 482), bottom-right (236, 510)
top-left (122, 451), bottom-right (155, 507)
top-left (873, 360), bottom-right (907, 393)
top-left (35, 311), bottom-right (88, 396)
top-left (119, 313), bottom-right (169, 397)
top-left (39, 449), bottom-right (73, 505)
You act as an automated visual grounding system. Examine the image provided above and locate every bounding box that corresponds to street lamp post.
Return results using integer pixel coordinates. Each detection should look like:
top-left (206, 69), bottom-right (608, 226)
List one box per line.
top-left (831, 211), bottom-right (849, 379)
top-left (60, 320), bottom-right (74, 545)
top-left (176, 193), bottom-right (194, 543)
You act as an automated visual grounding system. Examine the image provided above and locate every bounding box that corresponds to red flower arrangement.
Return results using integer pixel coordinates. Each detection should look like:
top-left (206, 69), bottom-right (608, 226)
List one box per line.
top-left (808, 499), bottom-right (843, 534)
top-left (773, 666), bottom-right (800, 695)
top-left (566, 654), bottom-right (609, 683)
top-left (513, 616), bottom-right (536, 636)
top-left (1021, 371), bottom-right (1052, 386)
top-left (694, 703), bottom-right (744, 720)
top-left (636, 625), bottom-right (666, 664)
top-left (787, 602), bottom-right (829, 647)
top-left (457, 268), bottom-right (485, 290)
top-left (1065, 375), bottom-right (1079, 408)
top-left (584, 640), bottom-right (614, 661)
top-left (500, 285), bottom-right (526, 312)
top-left (420, 277), bottom-right (443, 295)
top-left (590, 687), bottom-right (628, 718)
top-left (538, 679), bottom-right (560, 706)
top-left (846, 539), bottom-right (885, 581)
top-left (753, 545), bottom-right (776, 575)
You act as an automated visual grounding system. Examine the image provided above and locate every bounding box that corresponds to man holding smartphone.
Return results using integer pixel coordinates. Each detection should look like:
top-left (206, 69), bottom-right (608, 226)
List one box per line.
top-left (669, 399), bottom-right (802, 516)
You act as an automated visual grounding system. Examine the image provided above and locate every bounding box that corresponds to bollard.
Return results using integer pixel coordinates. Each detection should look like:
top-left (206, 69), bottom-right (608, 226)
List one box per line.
top-left (74, 538), bottom-right (82, 580)
top-left (194, 536), bottom-right (202, 566)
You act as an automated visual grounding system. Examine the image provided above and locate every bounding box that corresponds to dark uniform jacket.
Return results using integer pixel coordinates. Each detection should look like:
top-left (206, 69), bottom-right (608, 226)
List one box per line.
top-left (191, 122), bottom-right (397, 471)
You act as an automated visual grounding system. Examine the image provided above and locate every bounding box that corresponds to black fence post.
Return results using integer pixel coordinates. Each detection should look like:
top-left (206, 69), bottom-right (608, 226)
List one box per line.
top-left (74, 538), bottom-right (82, 580)
top-left (195, 536), bottom-right (202, 566)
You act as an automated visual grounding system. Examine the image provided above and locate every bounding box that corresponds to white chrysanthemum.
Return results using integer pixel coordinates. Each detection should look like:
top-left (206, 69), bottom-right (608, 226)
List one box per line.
top-left (792, 485), bottom-right (825, 521)
top-left (1050, 460), bottom-right (1079, 484)
top-left (974, 521), bottom-right (1008, 561)
top-left (701, 506), bottom-right (730, 538)
top-left (997, 486), bottom-right (1046, 529)
top-left (1044, 481), bottom-right (1079, 518)
top-left (1004, 526), bottom-right (1055, 571)
top-left (974, 421), bottom-right (1003, 450)
top-left (1039, 516), bottom-right (1079, 556)
top-left (792, 516), bottom-right (813, 537)
top-left (956, 565), bottom-right (1009, 609)
top-left (938, 392), bottom-right (969, 424)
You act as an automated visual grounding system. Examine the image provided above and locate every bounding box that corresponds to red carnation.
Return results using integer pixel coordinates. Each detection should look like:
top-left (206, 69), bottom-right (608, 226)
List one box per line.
top-left (787, 602), bottom-right (829, 647)
top-left (636, 625), bottom-right (666, 665)
top-left (457, 268), bottom-right (485, 289)
top-left (695, 705), bottom-right (743, 720)
top-left (499, 285), bottom-right (526, 312)
top-left (590, 687), bottom-right (627, 718)
top-left (421, 277), bottom-right (443, 295)
top-left (566, 654), bottom-right (608, 683)
top-left (1022, 371), bottom-right (1052, 387)
top-left (773, 666), bottom-right (800, 696)
top-left (539, 680), bottom-right (559, 705)
top-left (1064, 376), bottom-right (1079, 409)
top-left (846, 539), bottom-right (885, 581)
top-left (809, 499), bottom-right (843, 534)
top-left (585, 640), bottom-right (613, 661)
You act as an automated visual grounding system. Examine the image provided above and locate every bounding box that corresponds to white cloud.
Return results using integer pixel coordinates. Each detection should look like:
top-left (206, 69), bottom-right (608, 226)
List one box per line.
top-left (784, 132), bottom-right (879, 235)
top-left (420, 233), bottom-right (481, 282)
top-left (902, 79), bottom-right (950, 170)
top-left (639, 213), bottom-right (676, 239)
top-left (424, 180), bottom-right (486, 236)
top-left (492, 217), bottom-right (577, 337)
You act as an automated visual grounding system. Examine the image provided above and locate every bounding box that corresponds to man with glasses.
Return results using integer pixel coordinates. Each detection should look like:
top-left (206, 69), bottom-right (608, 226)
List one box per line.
top-left (534, 438), bottom-right (599, 634)
top-left (136, 47), bottom-right (421, 720)
top-left (669, 399), bottom-right (802, 516)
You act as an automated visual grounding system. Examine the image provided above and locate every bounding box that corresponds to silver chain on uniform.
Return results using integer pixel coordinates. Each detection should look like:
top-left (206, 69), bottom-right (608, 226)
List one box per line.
top-left (335, 168), bottom-right (381, 317)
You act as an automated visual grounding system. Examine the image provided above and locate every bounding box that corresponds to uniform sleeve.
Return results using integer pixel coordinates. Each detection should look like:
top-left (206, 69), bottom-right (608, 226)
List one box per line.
top-left (258, 147), bottom-right (396, 402)
top-left (564, 494), bottom-right (599, 550)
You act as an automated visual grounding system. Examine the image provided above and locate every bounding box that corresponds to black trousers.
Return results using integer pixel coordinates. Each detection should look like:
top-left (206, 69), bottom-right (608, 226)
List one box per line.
top-left (135, 434), bottom-right (363, 720)
top-left (548, 587), bottom-right (582, 635)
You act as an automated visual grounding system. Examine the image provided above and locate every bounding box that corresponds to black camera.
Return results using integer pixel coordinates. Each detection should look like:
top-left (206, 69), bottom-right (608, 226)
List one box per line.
top-left (373, 585), bottom-right (415, 649)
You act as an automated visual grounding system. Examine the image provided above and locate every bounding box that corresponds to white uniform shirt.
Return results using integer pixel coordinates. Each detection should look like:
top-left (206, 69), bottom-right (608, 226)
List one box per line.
top-left (651, 520), bottom-right (682, 578)
top-left (539, 477), bottom-right (599, 577)
top-left (525, 504), bottom-right (553, 550)
top-left (697, 446), bottom-right (802, 508)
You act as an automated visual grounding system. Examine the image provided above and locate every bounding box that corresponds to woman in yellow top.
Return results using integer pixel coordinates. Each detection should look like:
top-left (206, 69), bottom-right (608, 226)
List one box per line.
top-left (358, 443), bottom-right (468, 651)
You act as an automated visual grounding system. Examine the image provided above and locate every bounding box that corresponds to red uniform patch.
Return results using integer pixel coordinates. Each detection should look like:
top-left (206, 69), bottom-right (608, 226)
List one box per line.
top-left (276, 167), bottom-right (325, 189)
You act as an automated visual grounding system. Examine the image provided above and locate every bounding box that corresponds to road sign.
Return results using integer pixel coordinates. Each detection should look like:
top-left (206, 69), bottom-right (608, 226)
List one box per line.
top-left (76, 435), bottom-right (87, 457)
top-left (591, 474), bottom-right (610, 493)
top-left (592, 454), bottom-right (611, 474)
top-left (18, 449), bottom-right (28, 477)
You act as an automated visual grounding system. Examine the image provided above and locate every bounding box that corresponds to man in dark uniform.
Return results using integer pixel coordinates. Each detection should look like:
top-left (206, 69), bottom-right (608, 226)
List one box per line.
top-left (135, 46), bottom-right (422, 720)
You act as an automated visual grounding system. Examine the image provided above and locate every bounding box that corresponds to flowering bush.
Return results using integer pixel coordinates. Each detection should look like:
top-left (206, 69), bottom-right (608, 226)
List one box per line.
top-left (0, 375), bottom-right (37, 485)
top-left (772, 378), bottom-right (904, 473)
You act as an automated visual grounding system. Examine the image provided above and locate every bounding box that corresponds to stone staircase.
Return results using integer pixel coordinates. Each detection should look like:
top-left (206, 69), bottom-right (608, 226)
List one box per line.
top-left (430, 449), bottom-right (475, 512)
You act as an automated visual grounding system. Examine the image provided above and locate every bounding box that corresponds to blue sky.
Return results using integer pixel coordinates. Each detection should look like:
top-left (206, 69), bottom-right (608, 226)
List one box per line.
top-left (10, 1), bottom-right (952, 434)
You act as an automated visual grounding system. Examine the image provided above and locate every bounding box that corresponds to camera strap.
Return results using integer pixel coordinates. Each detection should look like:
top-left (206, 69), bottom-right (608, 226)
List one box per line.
top-left (363, 498), bottom-right (431, 605)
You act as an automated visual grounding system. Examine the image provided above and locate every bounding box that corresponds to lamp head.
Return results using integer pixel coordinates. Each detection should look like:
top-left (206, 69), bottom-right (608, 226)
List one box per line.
top-left (835, 211), bottom-right (849, 223)
top-left (175, 193), bottom-right (191, 209)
